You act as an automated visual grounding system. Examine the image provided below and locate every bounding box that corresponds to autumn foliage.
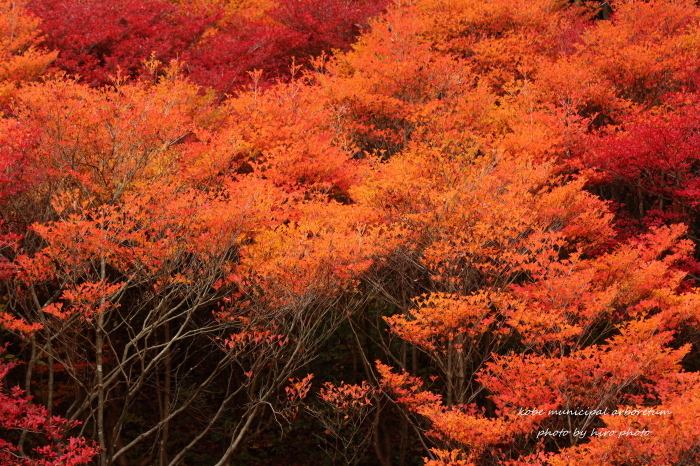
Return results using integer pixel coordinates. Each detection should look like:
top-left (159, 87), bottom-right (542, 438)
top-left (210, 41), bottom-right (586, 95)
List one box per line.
top-left (26, 0), bottom-right (388, 91)
top-left (0, 352), bottom-right (98, 465)
top-left (2, 0), bottom-right (700, 464)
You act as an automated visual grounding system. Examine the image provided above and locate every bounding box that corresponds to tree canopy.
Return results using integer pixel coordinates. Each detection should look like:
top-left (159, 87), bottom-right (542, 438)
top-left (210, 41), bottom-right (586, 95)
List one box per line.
top-left (2, 0), bottom-right (700, 464)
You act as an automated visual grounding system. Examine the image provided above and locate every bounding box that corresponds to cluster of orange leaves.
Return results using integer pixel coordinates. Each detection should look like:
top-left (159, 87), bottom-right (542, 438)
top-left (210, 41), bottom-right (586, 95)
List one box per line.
top-left (319, 380), bottom-right (374, 411)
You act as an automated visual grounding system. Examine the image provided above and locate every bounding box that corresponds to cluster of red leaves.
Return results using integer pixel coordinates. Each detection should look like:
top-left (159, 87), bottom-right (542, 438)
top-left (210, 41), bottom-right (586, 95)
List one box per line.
top-left (582, 95), bottom-right (700, 228)
top-left (27, 0), bottom-right (219, 87)
top-left (0, 354), bottom-right (97, 465)
top-left (27, 0), bottom-right (388, 92)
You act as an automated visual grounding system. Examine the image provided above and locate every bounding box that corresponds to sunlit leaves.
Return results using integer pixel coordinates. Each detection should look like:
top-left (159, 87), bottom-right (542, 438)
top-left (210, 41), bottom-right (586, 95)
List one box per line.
top-left (0, 0), bottom-right (55, 104)
top-left (3, 0), bottom-right (700, 463)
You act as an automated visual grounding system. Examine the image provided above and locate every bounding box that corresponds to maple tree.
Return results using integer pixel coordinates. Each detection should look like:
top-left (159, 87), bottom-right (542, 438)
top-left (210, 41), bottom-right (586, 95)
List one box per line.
top-left (0, 63), bottom-right (395, 464)
top-left (347, 0), bottom-right (700, 464)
